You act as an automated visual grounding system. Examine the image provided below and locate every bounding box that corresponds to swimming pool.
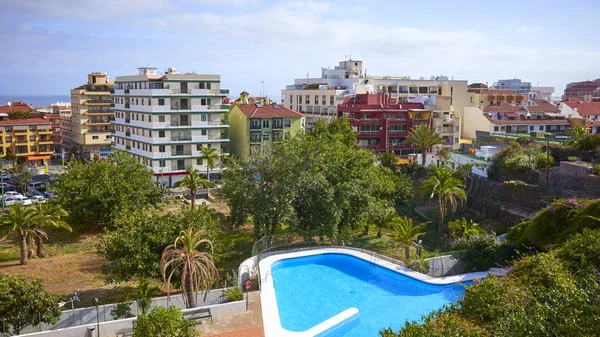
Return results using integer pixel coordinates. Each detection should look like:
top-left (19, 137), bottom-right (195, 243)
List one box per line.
top-left (260, 249), bottom-right (492, 337)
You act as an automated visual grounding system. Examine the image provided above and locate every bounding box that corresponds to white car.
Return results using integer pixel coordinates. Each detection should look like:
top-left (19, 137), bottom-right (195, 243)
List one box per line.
top-left (4, 191), bottom-right (23, 198)
top-left (30, 195), bottom-right (46, 204)
top-left (13, 196), bottom-right (33, 206)
top-left (3, 196), bottom-right (15, 206)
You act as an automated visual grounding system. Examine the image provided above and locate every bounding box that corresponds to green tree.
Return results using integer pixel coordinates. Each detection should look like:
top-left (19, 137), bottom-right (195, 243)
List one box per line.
top-left (200, 147), bottom-right (220, 196)
top-left (406, 124), bottom-right (443, 166)
top-left (97, 206), bottom-right (221, 283)
top-left (32, 203), bottom-right (70, 257)
top-left (4, 146), bottom-right (17, 165)
top-left (137, 278), bottom-right (160, 315)
top-left (50, 150), bottom-right (164, 225)
top-left (389, 216), bottom-right (427, 260)
top-left (0, 274), bottom-right (61, 335)
top-left (134, 306), bottom-right (197, 337)
top-left (447, 217), bottom-right (486, 239)
top-left (161, 229), bottom-right (219, 308)
top-left (110, 302), bottom-right (134, 320)
top-left (419, 167), bottom-right (467, 239)
top-left (0, 204), bottom-right (39, 265)
top-left (570, 125), bottom-right (587, 138)
top-left (174, 168), bottom-right (209, 210)
top-left (7, 110), bottom-right (31, 120)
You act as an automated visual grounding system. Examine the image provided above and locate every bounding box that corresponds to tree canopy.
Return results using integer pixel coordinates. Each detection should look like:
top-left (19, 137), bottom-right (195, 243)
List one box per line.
top-left (134, 306), bottom-right (197, 337)
top-left (487, 142), bottom-right (555, 180)
top-left (97, 206), bottom-right (222, 283)
top-left (51, 151), bottom-right (164, 225)
top-left (219, 118), bottom-right (412, 241)
top-left (406, 124), bottom-right (443, 166)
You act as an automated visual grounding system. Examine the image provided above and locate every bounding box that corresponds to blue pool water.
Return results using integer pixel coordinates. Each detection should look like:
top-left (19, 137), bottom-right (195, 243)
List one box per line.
top-left (271, 253), bottom-right (469, 337)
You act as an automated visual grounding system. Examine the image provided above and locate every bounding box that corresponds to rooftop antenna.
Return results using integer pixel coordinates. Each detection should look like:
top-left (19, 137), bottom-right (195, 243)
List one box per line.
top-left (261, 81), bottom-right (265, 97)
top-left (349, 54), bottom-right (352, 60)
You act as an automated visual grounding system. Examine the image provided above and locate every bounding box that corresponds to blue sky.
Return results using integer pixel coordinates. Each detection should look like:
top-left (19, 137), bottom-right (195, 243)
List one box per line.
top-left (1, 0), bottom-right (599, 100)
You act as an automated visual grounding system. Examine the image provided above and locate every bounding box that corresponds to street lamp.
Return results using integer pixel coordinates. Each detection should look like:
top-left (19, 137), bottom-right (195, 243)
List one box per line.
top-left (57, 292), bottom-right (79, 326)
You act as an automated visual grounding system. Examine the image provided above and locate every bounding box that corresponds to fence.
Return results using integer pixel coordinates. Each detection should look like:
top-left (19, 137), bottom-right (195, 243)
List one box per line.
top-left (10, 288), bottom-right (236, 336)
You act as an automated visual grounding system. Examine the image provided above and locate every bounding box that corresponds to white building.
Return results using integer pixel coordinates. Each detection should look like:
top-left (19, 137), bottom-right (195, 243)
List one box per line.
top-left (281, 58), bottom-right (470, 129)
top-left (493, 79), bottom-right (532, 95)
top-left (529, 87), bottom-right (554, 102)
top-left (111, 67), bottom-right (230, 187)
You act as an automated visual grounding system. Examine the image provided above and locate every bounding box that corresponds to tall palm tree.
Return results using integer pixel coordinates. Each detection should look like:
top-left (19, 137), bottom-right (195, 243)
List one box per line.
top-left (374, 209), bottom-right (400, 238)
top-left (389, 216), bottom-right (427, 260)
top-left (200, 147), bottom-right (219, 196)
top-left (161, 229), bottom-right (219, 308)
top-left (406, 124), bottom-right (443, 166)
top-left (419, 167), bottom-right (467, 239)
top-left (174, 169), bottom-right (209, 209)
top-left (0, 204), bottom-right (39, 265)
top-left (32, 203), bottom-right (71, 257)
top-left (448, 217), bottom-right (486, 239)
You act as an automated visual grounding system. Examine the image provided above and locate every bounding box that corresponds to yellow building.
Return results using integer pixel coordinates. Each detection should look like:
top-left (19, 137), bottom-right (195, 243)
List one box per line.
top-left (0, 118), bottom-right (54, 167)
top-left (68, 72), bottom-right (114, 159)
top-left (467, 84), bottom-right (526, 108)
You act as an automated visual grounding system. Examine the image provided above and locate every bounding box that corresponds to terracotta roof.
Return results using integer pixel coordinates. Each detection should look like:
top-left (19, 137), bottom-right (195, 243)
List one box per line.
top-left (527, 100), bottom-right (560, 113)
top-left (485, 115), bottom-right (569, 125)
top-left (479, 89), bottom-right (522, 96)
top-left (468, 83), bottom-right (489, 89)
top-left (483, 104), bottom-right (527, 113)
top-left (235, 104), bottom-right (305, 118)
top-left (0, 118), bottom-right (51, 125)
top-left (0, 102), bottom-right (36, 113)
top-left (577, 102), bottom-right (600, 116)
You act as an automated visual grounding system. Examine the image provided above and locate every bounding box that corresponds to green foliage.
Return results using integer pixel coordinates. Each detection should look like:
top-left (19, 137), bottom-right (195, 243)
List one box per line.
top-left (570, 125), bottom-right (587, 138)
top-left (51, 150), bottom-right (164, 225)
top-left (487, 142), bottom-right (555, 179)
top-left (97, 206), bottom-right (222, 283)
top-left (419, 166), bottom-right (467, 238)
top-left (447, 217), bottom-right (486, 239)
top-left (137, 278), bottom-right (160, 315)
top-left (7, 110), bottom-right (31, 120)
top-left (110, 302), bottom-right (134, 320)
top-left (406, 124), bottom-right (443, 166)
top-left (507, 198), bottom-right (600, 250)
top-left (219, 118), bottom-right (408, 241)
top-left (594, 164), bottom-right (600, 175)
top-left (134, 306), bottom-right (197, 337)
top-left (571, 133), bottom-right (600, 151)
top-left (174, 168), bottom-right (210, 209)
top-left (453, 234), bottom-right (521, 271)
top-left (389, 217), bottom-right (427, 260)
top-left (404, 258), bottom-right (430, 274)
top-left (4, 146), bottom-right (17, 163)
top-left (0, 274), bottom-right (61, 335)
top-left (382, 229), bottom-right (600, 337)
top-left (567, 155), bottom-right (578, 162)
top-left (0, 203), bottom-right (40, 265)
top-left (224, 286), bottom-right (244, 301)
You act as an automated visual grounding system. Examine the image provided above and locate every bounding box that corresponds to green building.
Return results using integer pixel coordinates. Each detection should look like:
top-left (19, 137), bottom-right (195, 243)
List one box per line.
top-left (224, 92), bottom-right (305, 158)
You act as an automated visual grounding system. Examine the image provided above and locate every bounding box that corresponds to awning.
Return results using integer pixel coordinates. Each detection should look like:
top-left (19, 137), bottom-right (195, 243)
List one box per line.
top-left (460, 138), bottom-right (473, 145)
top-left (544, 112), bottom-right (563, 118)
top-left (27, 155), bottom-right (51, 161)
top-left (504, 112), bottom-right (519, 118)
top-left (99, 151), bottom-right (112, 155)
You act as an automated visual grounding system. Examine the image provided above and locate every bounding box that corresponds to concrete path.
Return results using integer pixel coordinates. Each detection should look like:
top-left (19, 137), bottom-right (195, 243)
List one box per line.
top-left (198, 292), bottom-right (263, 336)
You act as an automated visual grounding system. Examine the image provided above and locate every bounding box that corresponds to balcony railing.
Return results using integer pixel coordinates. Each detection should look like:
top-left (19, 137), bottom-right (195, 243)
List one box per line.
top-left (170, 89), bottom-right (189, 95)
top-left (171, 136), bottom-right (192, 142)
top-left (170, 121), bottom-right (191, 127)
top-left (221, 147), bottom-right (230, 155)
top-left (126, 145), bottom-right (131, 150)
top-left (16, 139), bottom-right (27, 144)
top-left (88, 109), bottom-right (112, 114)
top-left (221, 120), bottom-right (230, 125)
top-left (272, 124), bottom-right (283, 129)
top-left (170, 105), bottom-right (191, 111)
top-left (125, 131), bottom-right (131, 137)
top-left (125, 118), bottom-right (131, 123)
top-left (125, 103), bottom-right (130, 109)
top-left (87, 99), bottom-right (112, 104)
top-left (221, 134), bottom-right (229, 140)
top-left (250, 125), bottom-right (261, 130)
top-left (124, 89), bottom-right (130, 94)
top-left (172, 165), bottom-right (186, 171)
top-left (172, 151), bottom-right (192, 156)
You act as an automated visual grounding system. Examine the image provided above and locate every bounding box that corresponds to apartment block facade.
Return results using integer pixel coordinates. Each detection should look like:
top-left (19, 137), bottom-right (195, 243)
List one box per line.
top-left (225, 92), bottom-right (305, 158)
top-left (0, 118), bottom-right (54, 167)
top-left (492, 79), bottom-right (532, 95)
top-left (45, 102), bottom-right (72, 153)
top-left (68, 73), bottom-right (114, 159)
top-left (338, 93), bottom-right (433, 156)
top-left (111, 67), bottom-right (230, 187)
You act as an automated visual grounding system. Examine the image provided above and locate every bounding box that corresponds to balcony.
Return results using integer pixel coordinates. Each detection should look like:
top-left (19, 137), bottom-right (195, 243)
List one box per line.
top-left (87, 110), bottom-right (112, 115)
top-left (170, 89), bottom-right (189, 95)
top-left (221, 120), bottom-right (230, 126)
top-left (126, 145), bottom-right (131, 150)
top-left (15, 129), bottom-right (28, 134)
top-left (125, 89), bottom-right (130, 94)
top-left (38, 129), bottom-right (52, 134)
top-left (125, 118), bottom-right (131, 123)
top-left (170, 121), bottom-right (191, 127)
top-left (88, 129), bottom-right (111, 134)
top-left (16, 139), bottom-right (27, 144)
top-left (171, 136), bottom-right (192, 142)
top-left (86, 99), bottom-right (112, 105)
top-left (272, 123), bottom-right (283, 129)
top-left (172, 151), bottom-right (192, 156)
top-left (220, 89), bottom-right (229, 95)
top-left (170, 105), bottom-right (191, 111)
top-left (125, 131), bottom-right (131, 137)
top-left (125, 103), bottom-right (130, 109)
top-left (250, 124), bottom-right (261, 130)
top-left (39, 138), bottom-right (53, 144)
top-left (86, 118), bottom-right (114, 125)
top-left (171, 165), bottom-right (186, 171)
top-left (221, 147), bottom-right (230, 155)
top-left (221, 134), bottom-right (229, 140)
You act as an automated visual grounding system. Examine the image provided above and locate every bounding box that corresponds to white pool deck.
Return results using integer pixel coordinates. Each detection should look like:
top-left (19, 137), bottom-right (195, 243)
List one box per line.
top-left (259, 247), bottom-right (503, 337)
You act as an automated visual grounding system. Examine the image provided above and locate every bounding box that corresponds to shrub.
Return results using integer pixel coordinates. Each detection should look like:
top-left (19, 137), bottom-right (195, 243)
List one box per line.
top-left (110, 302), bottom-right (134, 320)
top-left (134, 306), bottom-right (197, 337)
top-left (594, 164), bottom-right (600, 176)
top-left (224, 286), bottom-right (243, 301)
top-left (405, 259), bottom-right (430, 274)
top-left (453, 234), bottom-right (522, 272)
top-left (567, 155), bottom-right (578, 162)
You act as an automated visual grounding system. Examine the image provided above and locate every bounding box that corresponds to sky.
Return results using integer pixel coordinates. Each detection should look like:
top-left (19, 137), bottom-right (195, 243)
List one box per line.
top-left (1, 0), bottom-right (599, 100)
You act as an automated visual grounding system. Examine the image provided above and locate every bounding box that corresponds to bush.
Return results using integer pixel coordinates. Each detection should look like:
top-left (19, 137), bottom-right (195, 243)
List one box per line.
top-left (134, 306), bottom-right (197, 337)
top-left (453, 234), bottom-right (522, 272)
top-left (223, 286), bottom-right (243, 301)
top-left (110, 302), bottom-right (134, 320)
top-left (567, 155), bottom-right (578, 162)
top-left (487, 142), bottom-right (554, 180)
top-left (405, 259), bottom-right (430, 274)
top-left (594, 164), bottom-right (600, 176)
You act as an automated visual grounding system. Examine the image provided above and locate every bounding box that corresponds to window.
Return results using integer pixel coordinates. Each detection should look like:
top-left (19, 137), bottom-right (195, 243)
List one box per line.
top-left (207, 114), bottom-right (212, 121)
top-left (201, 114), bottom-right (207, 122)
top-left (158, 99), bottom-right (165, 106)
top-left (455, 126), bottom-right (459, 132)
top-left (419, 87), bottom-right (428, 94)
top-left (201, 98), bottom-right (207, 106)
top-left (437, 126), bottom-right (442, 132)
top-left (262, 132), bottom-right (270, 141)
top-left (54, 128), bottom-right (60, 133)
top-left (159, 130), bottom-right (165, 137)
top-left (141, 115), bottom-right (145, 122)
top-left (290, 95), bottom-right (293, 104)
top-left (250, 119), bottom-right (260, 129)
top-left (330, 95), bottom-right (334, 105)
top-left (494, 126), bottom-right (499, 131)
top-left (529, 126), bottom-right (534, 131)
top-left (284, 119), bottom-right (291, 127)
top-left (315, 95), bottom-right (319, 105)
top-left (409, 87), bottom-right (418, 94)
top-left (539, 125), bottom-right (543, 131)
top-left (305, 96), bottom-right (310, 104)
top-left (5, 136), bottom-right (11, 142)
top-left (159, 160), bottom-right (165, 168)
top-left (262, 119), bottom-right (270, 128)
top-left (148, 99), bottom-right (151, 105)
top-left (30, 146), bottom-right (36, 152)
top-left (201, 129), bottom-right (207, 136)
top-left (30, 136), bottom-right (36, 141)
top-left (148, 115), bottom-right (152, 122)
top-left (29, 125), bottom-right (36, 131)
top-left (92, 136), bottom-right (99, 140)
top-left (159, 146), bottom-right (165, 152)
top-left (206, 82), bottom-right (211, 90)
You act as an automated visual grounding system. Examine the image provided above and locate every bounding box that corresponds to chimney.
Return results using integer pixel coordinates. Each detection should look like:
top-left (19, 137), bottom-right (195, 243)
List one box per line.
top-left (7, 101), bottom-right (11, 106)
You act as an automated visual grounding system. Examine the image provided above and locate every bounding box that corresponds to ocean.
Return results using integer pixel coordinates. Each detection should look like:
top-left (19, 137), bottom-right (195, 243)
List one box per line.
top-left (0, 95), bottom-right (71, 109)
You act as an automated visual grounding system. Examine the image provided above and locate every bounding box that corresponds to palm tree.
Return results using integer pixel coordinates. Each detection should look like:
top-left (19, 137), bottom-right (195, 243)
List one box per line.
top-left (419, 167), bottom-right (467, 239)
top-left (200, 147), bottom-right (220, 196)
top-left (161, 229), bottom-right (219, 308)
top-left (174, 169), bottom-right (209, 209)
top-left (0, 204), bottom-right (39, 265)
top-left (32, 203), bottom-right (71, 257)
top-left (374, 209), bottom-right (400, 238)
top-left (448, 217), bottom-right (486, 239)
top-left (406, 124), bottom-right (443, 166)
top-left (389, 216), bottom-right (427, 260)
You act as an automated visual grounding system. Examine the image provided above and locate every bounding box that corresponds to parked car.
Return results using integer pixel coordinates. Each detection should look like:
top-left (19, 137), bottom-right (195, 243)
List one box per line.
top-left (26, 189), bottom-right (44, 198)
top-left (4, 191), bottom-right (23, 198)
top-left (0, 173), bottom-right (10, 181)
top-left (30, 195), bottom-right (46, 204)
top-left (13, 196), bottom-right (33, 206)
top-left (0, 183), bottom-right (15, 192)
top-left (2, 196), bottom-right (15, 206)
top-left (44, 191), bottom-right (56, 199)
top-left (26, 181), bottom-right (49, 192)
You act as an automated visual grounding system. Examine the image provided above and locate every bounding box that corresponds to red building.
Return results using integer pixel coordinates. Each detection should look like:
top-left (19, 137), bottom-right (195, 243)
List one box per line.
top-left (564, 80), bottom-right (600, 99)
top-left (337, 93), bottom-right (433, 156)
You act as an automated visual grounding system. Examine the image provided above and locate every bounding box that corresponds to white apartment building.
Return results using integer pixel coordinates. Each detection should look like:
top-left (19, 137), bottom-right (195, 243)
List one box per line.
top-left (493, 79), bottom-right (532, 95)
top-left (281, 58), bottom-right (471, 129)
top-left (529, 87), bottom-right (554, 102)
top-left (111, 67), bottom-right (230, 187)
